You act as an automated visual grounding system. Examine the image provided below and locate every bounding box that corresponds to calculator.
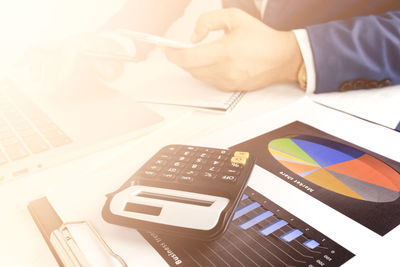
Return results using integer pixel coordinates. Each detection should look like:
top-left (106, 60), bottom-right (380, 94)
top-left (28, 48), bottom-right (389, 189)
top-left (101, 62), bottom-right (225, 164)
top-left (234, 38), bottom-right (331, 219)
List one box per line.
top-left (102, 145), bottom-right (255, 241)
top-left (103, 145), bottom-right (254, 240)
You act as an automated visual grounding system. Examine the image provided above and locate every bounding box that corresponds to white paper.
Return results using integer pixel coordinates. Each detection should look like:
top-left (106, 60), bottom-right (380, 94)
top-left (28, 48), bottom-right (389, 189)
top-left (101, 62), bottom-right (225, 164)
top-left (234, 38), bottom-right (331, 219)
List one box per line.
top-left (111, 50), bottom-right (243, 111)
top-left (195, 97), bottom-right (400, 267)
top-left (310, 85), bottom-right (400, 130)
top-left (47, 97), bottom-right (400, 267)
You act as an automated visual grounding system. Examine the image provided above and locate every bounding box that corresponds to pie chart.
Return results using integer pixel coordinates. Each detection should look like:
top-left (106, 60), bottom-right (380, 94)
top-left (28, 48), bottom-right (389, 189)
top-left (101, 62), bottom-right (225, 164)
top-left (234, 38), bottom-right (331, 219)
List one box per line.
top-left (268, 135), bottom-right (400, 203)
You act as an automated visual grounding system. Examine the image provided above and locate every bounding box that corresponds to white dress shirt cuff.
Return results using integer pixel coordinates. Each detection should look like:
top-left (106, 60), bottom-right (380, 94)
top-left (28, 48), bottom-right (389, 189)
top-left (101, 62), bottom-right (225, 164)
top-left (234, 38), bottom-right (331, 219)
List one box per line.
top-left (293, 29), bottom-right (316, 94)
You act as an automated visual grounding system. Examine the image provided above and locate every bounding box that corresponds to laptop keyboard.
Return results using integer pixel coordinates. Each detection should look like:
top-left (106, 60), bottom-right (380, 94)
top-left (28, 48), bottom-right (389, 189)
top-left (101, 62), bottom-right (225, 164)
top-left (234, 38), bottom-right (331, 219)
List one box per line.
top-left (0, 80), bottom-right (72, 166)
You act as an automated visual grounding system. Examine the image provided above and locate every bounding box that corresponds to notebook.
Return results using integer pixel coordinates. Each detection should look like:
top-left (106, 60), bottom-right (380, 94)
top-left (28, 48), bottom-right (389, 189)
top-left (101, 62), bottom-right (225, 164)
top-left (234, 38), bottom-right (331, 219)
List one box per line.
top-left (111, 50), bottom-right (245, 112)
top-left (105, 0), bottom-right (243, 112)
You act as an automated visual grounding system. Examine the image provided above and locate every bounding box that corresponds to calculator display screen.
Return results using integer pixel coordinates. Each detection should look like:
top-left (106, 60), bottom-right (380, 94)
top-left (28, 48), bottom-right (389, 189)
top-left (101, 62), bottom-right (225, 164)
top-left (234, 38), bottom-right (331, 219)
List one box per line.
top-left (137, 192), bottom-right (214, 207)
top-left (124, 203), bottom-right (162, 216)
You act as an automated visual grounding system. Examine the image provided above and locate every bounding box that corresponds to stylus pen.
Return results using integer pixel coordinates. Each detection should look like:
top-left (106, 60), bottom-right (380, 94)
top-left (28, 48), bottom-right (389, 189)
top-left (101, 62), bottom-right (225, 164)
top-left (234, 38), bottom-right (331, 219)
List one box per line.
top-left (80, 50), bottom-right (138, 62)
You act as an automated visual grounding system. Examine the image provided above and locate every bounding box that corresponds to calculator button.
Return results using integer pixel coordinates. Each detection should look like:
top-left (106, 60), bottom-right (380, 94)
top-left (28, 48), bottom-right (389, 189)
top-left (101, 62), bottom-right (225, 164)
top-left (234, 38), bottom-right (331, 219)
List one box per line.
top-left (201, 172), bottom-right (216, 179)
top-left (219, 150), bottom-right (229, 155)
top-left (225, 169), bottom-right (240, 175)
top-left (177, 156), bottom-right (190, 162)
top-left (163, 146), bottom-right (179, 154)
top-left (147, 165), bottom-right (162, 172)
top-left (210, 160), bottom-right (224, 167)
top-left (158, 154), bottom-right (172, 160)
top-left (166, 167), bottom-right (181, 174)
top-left (228, 162), bottom-right (243, 169)
top-left (206, 166), bottom-right (220, 172)
top-left (178, 175), bottom-right (194, 183)
top-left (185, 146), bottom-right (199, 152)
top-left (154, 159), bottom-right (167, 166)
top-left (142, 170), bottom-right (157, 178)
top-left (172, 161), bottom-right (186, 168)
top-left (181, 151), bottom-right (195, 157)
top-left (234, 151), bottom-right (250, 159)
top-left (213, 154), bottom-right (229, 161)
top-left (202, 148), bottom-right (216, 154)
top-left (182, 170), bottom-right (199, 176)
top-left (198, 152), bottom-right (211, 159)
top-left (194, 157), bottom-right (208, 164)
top-left (161, 173), bottom-right (176, 180)
top-left (221, 175), bottom-right (237, 183)
top-left (231, 156), bottom-right (247, 165)
top-left (188, 163), bottom-right (202, 170)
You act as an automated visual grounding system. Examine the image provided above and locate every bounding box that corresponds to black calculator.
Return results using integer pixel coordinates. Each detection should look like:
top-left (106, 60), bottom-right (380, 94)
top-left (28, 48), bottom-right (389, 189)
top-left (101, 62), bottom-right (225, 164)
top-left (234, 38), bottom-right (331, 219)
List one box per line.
top-left (102, 144), bottom-right (255, 241)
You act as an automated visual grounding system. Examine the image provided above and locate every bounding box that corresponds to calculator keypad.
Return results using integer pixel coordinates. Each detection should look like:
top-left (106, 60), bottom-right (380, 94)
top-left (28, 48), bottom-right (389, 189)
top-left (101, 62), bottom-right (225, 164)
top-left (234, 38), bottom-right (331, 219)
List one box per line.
top-left (139, 145), bottom-right (248, 185)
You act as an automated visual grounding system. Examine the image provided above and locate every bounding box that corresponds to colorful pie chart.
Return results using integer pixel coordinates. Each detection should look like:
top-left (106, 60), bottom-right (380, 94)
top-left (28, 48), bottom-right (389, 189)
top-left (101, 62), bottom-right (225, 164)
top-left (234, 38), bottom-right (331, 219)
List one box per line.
top-left (268, 135), bottom-right (400, 203)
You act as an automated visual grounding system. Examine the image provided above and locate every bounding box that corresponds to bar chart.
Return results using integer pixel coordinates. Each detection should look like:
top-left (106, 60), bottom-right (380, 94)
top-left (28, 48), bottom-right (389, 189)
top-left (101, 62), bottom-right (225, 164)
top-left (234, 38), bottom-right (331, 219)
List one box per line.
top-left (141, 187), bottom-right (354, 267)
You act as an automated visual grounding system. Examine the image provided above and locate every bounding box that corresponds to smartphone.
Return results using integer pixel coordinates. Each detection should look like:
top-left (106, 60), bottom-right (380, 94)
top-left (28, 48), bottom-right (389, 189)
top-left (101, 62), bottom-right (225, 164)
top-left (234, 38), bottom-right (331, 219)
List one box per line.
top-left (81, 30), bottom-right (194, 61)
top-left (117, 29), bottom-right (195, 49)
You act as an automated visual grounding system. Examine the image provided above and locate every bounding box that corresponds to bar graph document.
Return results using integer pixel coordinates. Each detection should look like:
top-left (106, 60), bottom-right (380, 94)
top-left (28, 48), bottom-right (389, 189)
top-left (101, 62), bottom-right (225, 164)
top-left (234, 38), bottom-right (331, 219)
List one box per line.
top-left (141, 187), bottom-right (354, 267)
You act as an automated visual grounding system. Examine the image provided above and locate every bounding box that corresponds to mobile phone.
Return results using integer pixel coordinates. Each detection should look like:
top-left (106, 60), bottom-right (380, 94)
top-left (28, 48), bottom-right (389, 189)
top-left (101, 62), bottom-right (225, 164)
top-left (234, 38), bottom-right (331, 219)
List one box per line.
top-left (117, 29), bottom-right (195, 49)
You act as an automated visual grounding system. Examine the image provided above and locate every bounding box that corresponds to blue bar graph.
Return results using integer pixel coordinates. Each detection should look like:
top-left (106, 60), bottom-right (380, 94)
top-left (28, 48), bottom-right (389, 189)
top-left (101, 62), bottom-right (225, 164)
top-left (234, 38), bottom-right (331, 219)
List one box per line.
top-left (233, 202), bottom-right (261, 220)
top-left (259, 220), bottom-right (288, 236)
top-left (280, 229), bottom-right (303, 242)
top-left (303, 239), bottom-right (320, 249)
top-left (239, 210), bottom-right (274, 230)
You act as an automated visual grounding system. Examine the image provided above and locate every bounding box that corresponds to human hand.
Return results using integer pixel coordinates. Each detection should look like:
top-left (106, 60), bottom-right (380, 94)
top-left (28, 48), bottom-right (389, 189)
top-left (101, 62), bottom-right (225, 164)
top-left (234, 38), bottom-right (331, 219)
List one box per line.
top-left (165, 8), bottom-right (303, 91)
top-left (22, 32), bottom-right (132, 90)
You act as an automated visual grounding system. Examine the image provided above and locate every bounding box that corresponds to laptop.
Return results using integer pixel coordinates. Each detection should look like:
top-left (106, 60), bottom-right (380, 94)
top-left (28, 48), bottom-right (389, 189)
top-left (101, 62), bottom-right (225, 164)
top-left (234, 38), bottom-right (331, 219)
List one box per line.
top-left (0, 71), bottom-right (163, 182)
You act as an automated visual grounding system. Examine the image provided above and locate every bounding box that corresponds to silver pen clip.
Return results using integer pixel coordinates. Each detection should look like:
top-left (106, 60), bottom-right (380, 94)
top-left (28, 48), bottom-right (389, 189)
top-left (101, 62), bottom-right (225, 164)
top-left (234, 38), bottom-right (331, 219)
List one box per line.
top-left (50, 221), bottom-right (127, 267)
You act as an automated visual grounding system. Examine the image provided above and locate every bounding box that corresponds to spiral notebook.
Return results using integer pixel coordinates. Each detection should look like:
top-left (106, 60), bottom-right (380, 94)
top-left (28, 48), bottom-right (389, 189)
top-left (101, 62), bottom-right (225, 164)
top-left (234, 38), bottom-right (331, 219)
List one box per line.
top-left (127, 65), bottom-right (245, 112)
top-left (112, 51), bottom-right (245, 112)
top-left (135, 86), bottom-right (244, 112)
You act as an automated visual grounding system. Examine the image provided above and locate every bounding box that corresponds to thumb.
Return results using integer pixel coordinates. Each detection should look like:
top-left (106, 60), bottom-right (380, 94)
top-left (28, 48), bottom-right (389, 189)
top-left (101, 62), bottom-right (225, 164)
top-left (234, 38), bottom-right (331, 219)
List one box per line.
top-left (94, 60), bottom-right (124, 82)
top-left (191, 9), bottom-right (234, 43)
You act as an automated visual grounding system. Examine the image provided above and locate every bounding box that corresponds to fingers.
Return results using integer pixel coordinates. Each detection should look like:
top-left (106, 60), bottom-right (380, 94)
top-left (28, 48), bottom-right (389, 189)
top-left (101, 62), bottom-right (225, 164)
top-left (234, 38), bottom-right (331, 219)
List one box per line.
top-left (93, 59), bottom-right (125, 82)
top-left (186, 65), bottom-right (243, 92)
top-left (166, 8), bottom-right (246, 69)
top-left (191, 9), bottom-right (234, 43)
top-left (164, 40), bottom-right (224, 69)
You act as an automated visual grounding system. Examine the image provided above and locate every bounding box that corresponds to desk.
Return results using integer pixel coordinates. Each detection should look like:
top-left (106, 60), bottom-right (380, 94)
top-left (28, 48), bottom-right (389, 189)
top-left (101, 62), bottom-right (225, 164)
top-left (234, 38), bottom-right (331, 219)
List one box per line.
top-left (1, 80), bottom-right (400, 267)
top-left (0, 83), bottom-right (304, 266)
top-left (1, 0), bottom-right (399, 265)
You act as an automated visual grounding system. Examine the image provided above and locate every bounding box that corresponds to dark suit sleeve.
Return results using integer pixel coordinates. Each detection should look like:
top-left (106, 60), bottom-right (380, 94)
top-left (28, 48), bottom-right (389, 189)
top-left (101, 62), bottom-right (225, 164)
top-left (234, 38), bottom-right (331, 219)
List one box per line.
top-left (306, 10), bottom-right (400, 93)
